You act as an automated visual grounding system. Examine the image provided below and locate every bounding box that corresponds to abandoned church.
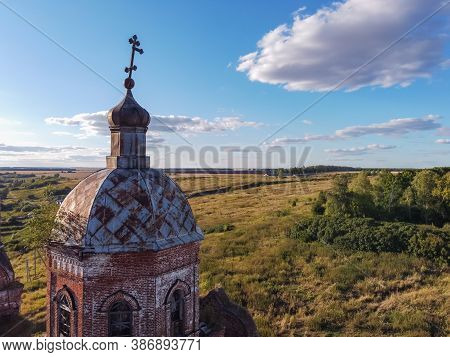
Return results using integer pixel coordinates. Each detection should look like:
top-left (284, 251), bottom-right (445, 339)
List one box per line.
top-left (45, 36), bottom-right (257, 337)
top-left (0, 243), bottom-right (23, 319)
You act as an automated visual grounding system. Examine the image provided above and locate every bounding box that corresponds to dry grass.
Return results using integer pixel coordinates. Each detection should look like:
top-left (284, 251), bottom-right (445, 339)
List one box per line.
top-left (0, 169), bottom-right (97, 180)
top-left (1, 173), bottom-right (448, 336)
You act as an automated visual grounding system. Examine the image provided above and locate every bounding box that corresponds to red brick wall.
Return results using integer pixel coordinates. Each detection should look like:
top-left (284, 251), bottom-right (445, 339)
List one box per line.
top-left (46, 242), bottom-right (200, 337)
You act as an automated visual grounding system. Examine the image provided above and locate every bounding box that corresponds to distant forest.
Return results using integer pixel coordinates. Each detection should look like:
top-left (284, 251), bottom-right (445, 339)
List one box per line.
top-left (277, 165), bottom-right (450, 175)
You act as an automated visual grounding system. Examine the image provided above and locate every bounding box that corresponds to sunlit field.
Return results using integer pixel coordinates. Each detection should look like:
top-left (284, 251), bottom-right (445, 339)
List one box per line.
top-left (0, 171), bottom-right (448, 336)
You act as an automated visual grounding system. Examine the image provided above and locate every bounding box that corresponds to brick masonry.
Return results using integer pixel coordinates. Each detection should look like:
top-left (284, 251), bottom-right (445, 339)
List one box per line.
top-left (46, 242), bottom-right (200, 337)
top-left (0, 245), bottom-right (23, 318)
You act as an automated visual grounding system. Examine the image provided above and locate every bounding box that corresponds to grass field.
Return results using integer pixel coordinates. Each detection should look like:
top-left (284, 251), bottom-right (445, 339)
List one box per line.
top-left (0, 171), bottom-right (448, 336)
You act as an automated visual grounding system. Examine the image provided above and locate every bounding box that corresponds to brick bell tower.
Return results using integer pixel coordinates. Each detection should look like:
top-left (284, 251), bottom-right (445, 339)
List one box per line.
top-left (46, 35), bottom-right (204, 337)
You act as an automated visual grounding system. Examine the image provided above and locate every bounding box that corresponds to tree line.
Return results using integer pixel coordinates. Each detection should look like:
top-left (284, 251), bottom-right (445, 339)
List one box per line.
top-left (312, 170), bottom-right (449, 226)
top-left (286, 169), bottom-right (449, 266)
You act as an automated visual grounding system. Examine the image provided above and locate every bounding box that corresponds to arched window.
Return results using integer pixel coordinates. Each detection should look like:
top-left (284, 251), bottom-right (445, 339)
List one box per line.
top-left (109, 301), bottom-right (132, 337)
top-left (54, 287), bottom-right (77, 337)
top-left (58, 294), bottom-right (72, 337)
top-left (170, 290), bottom-right (185, 337)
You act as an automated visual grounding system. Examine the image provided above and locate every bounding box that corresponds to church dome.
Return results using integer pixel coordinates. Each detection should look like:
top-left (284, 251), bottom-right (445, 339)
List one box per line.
top-left (51, 35), bottom-right (203, 254)
top-left (108, 90), bottom-right (150, 128)
top-left (52, 168), bottom-right (203, 253)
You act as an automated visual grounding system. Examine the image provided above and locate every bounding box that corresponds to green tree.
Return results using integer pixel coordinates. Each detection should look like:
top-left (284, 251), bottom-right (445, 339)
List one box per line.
top-left (23, 201), bottom-right (59, 250)
top-left (312, 191), bottom-right (327, 215)
top-left (325, 175), bottom-right (352, 216)
top-left (349, 171), bottom-right (376, 217)
top-left (401, 186), bottom-right (416, 221)
top-left (372, 170), bottom-right (405, 216)
top-left (432, 172), bottom-right (450, 223)
top-left (276, 168), bottom-right (285, 178)
top-left (350, 171), bottom-right (372, 196)
top-left (412, 170), bottom-right (440, 223)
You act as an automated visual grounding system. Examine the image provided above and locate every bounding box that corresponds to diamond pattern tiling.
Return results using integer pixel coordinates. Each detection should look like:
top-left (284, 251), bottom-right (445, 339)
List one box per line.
top-left (54, 168), bottom-right (203, 252)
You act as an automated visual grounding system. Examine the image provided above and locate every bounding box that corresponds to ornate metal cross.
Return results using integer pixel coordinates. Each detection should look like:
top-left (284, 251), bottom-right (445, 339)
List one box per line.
top-left (124, 35), bottom-right (144, 89)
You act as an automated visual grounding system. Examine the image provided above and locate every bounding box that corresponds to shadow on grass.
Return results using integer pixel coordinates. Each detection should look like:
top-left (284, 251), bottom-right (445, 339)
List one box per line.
top-left (0, 314), bottom-right (45, 337)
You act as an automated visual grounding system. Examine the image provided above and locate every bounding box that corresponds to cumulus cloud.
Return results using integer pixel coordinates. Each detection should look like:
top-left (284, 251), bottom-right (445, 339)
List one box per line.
top-left (45, 111), bottom-right (109, 137)
top-left (237, 0), bottom-right (448, 91)
top-left (325, 144), bottom-right (397, 156)
top-left (436, 138), bottom-right (450, 144)
top-left (45, 111), bottom-right (260, 139)
top-left (334, 115), bottom-right (441, 138)
top-left (268, 115), bottom-right (442, 145)
top-left (151, 115), bottom-right (261, 133)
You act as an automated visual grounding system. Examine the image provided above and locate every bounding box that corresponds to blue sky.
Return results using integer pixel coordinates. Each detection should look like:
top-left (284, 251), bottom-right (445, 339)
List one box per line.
top-left (0, 0), bottom-right (449, 168)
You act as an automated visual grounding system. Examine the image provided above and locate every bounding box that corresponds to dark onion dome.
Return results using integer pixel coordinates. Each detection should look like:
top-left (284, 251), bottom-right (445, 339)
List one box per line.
top-left (107, 90), bottom-right (150, 129)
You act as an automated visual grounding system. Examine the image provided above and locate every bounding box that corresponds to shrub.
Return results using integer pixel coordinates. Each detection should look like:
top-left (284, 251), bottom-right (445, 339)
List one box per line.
top-left (334, 221), bottom-right (415, 253)
top-left (0, 202), bottom-right (15, 211)
top-left (409, 230), bottom-right (449, 266)
top-left (47, 186), bottom-right (71, 196)
top-left (204, 223), bottom-right (235, 234)
top-left (6, 216), bottom-right (23, 226)
top-left (274, 209), bottom-right (290, 217)
top-left (0, 187), bottom-right (9, 199)
top-left (328, 264), bottom-right (366, 293)
top-left (288, 216), bottom-right (448, 264)
top-left (20, 202), bottom-right (40, 212)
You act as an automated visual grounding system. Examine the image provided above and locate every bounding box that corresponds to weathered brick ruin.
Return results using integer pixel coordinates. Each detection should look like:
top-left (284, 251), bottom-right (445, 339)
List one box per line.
top-left (200, 288), bottom-right (258, 337)
top-left (46, 37), bottom-right (256, 336)
top-left (0, 243), bottom-right (23, 318)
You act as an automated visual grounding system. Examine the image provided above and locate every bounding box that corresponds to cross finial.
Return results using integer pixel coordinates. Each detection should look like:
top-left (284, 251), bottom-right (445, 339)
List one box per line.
top-left (124, 35), bottom-right (144, 90)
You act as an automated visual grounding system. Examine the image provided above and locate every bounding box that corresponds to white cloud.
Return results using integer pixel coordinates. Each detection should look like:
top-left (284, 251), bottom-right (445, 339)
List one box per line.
top-left (152, 115), bottom-right (261, 133)
top-left (45, 111), bottom-right (261, 138)
top-left (436, 138), bottom-right (450, 144)
top-left (237, 0), bottom-right (448, 92)
top-left (0, 143), bottom-right (108, 166)
top-left (325, 144), bottom-right (397, 156)
top-left (45, 111), bottom-right (109, 137)
top-left (334, 115), bottom-right (441, 138)
top-left (302, 119), bottom-right (313, 125)
top-left (269, 134), bottom-right (333, 146)
top-left (268, 115), bottom-right (441, 145)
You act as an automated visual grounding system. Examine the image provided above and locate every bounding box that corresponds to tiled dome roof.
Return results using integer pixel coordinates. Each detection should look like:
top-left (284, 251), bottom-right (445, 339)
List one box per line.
top-left (52, 168), bottom-right (203, 253)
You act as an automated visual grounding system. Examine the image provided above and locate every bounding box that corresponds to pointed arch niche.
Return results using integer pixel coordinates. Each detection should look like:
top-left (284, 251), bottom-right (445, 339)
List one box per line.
top-left (164, 280), bottom-right (192, 336)
top-left (53, 286), bottom-right (78, 337)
